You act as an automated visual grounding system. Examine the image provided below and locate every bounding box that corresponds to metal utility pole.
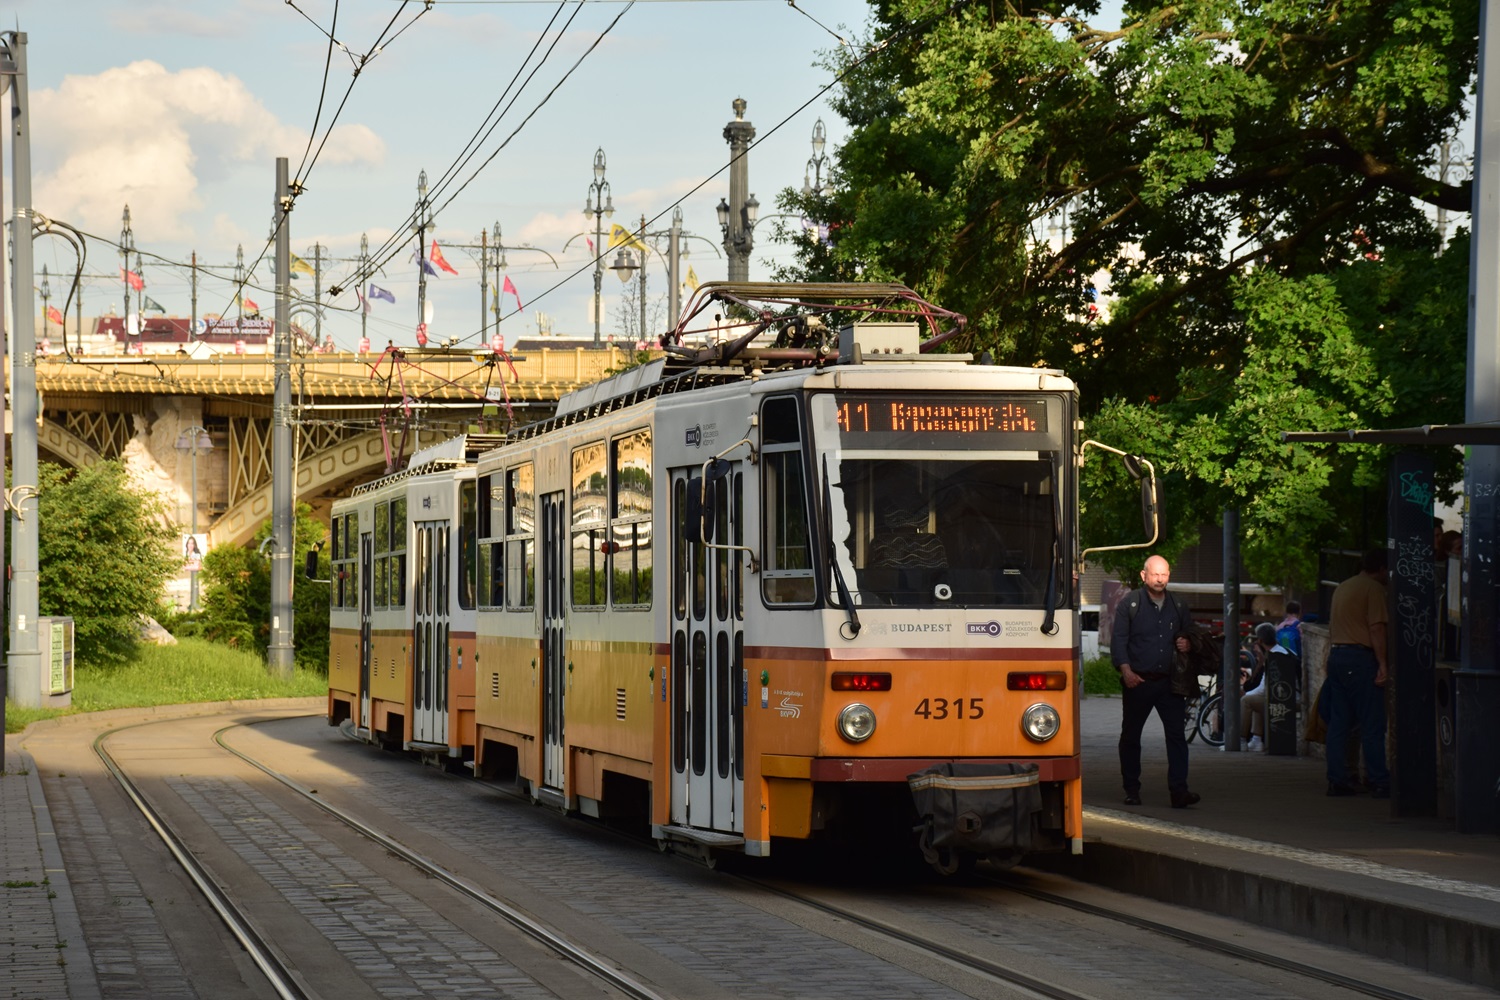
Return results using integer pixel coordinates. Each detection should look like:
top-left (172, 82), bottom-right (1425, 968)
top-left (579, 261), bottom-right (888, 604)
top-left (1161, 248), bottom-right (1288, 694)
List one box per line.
top-left (584, 148), bottom-right (614, 345)
top-left (720, 98), bottom-right (758, 282)
top-left (190, 251), bottom-right (199, 341)
top-left (6, 30), bottom-right (40, 709)
top-left (668, 206), bottom-right (682, 331)
top-left (235, 243), bottom-right (245, 336)
top-left (310, 243), bottom-right (325, 347)
top-left (74, 282), bottom-right (82, 355)
top-left (120, 204), bottom-right (133, 326)
top-left (1460, 0), bottom-right (1500, 834)
top-left (359, 233), bottom-right (370, 350)
top-left (269, 156), bottom-right (295, 678)
top-left (0, 37), bottom-right (11, 751)
top-left (1222, 507), bottom-right (1241, 752)
top-left (637, 214), bottom-right (648, 342)
top-left (39, 263), bottom-right (49, 348)
top-left (415, 169), bottom-right (431, 342)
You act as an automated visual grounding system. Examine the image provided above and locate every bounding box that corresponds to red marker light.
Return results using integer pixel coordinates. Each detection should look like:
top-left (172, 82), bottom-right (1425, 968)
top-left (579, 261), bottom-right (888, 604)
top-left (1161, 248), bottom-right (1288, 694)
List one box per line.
top-left (831, 672), bottom-right (892, 692)
top-left (1007, 671), bottom-right (1067, 691)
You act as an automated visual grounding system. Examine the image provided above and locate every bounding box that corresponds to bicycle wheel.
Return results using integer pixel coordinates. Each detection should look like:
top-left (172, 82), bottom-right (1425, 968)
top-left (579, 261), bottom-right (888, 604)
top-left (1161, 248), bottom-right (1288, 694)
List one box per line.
top-left (1184, 694), bottom-right (1200, 743)
top-left (1197, 693), bottom-right (1225, 748)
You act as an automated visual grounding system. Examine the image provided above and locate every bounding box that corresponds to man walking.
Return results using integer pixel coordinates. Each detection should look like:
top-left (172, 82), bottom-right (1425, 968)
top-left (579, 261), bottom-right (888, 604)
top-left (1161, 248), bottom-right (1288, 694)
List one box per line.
top-left (1111, 555), bottom-right (1200, 808)
top-left (1325, 549), bottom-right (1391, 798)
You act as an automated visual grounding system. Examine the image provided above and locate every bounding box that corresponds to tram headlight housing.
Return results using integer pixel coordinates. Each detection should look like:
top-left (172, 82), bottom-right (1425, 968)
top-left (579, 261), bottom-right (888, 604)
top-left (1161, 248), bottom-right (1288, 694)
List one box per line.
top-left (1022, 703), bottom-right (1061, 742)
top-left (837, 703), bottom-right (877, 743)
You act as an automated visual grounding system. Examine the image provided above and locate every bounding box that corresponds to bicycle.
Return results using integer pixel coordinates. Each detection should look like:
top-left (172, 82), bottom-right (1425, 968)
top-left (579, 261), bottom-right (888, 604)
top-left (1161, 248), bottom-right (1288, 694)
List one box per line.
top-left (1185, 671), bottom-right (1219, 745)
top-left (1196, 690), bottom-right (1225, 747)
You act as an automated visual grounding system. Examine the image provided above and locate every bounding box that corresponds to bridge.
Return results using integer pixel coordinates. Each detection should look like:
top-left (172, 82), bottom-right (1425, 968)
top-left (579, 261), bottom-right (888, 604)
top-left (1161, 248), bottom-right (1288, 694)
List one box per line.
top-left (26, 345), bottom-right (636, 553)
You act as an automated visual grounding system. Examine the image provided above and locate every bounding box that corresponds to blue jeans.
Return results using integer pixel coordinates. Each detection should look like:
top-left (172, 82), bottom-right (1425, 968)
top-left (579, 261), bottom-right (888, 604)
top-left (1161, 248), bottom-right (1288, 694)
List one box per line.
top-left (1119, 675), bottom-right (1190, 794)
top-left (1325, 645), bottom-right (1389, 790)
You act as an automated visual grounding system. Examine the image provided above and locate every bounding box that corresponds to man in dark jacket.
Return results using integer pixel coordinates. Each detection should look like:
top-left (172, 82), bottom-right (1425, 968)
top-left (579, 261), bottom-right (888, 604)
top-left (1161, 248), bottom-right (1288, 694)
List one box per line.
top-left (1111, 555), bottom-right (1200, 808)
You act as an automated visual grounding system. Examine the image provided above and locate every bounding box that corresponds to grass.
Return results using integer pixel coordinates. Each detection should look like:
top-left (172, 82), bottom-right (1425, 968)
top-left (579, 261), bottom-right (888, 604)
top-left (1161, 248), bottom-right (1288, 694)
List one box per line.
top-left (4, 637), bottom-right (325, 733)
top-left (1082, 655), bottom-right (1122, 696)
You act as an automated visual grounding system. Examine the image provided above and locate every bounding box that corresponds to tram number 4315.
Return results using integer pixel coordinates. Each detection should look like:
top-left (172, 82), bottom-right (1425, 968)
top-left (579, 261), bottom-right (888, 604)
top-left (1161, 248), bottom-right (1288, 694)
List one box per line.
top-left (914, 697), bottom-right (985, 720)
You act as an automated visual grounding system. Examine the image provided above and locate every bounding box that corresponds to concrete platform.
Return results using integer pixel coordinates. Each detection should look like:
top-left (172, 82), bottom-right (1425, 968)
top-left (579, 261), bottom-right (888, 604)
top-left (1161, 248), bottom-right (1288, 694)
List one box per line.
top-left (1038, 695), bottom-right (1500, 989)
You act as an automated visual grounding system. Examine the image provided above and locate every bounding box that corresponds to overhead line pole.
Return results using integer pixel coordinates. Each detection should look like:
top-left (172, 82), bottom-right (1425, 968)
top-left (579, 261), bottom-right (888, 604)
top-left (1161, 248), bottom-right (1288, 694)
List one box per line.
top-left (269, 156), bottom-right (295, 678)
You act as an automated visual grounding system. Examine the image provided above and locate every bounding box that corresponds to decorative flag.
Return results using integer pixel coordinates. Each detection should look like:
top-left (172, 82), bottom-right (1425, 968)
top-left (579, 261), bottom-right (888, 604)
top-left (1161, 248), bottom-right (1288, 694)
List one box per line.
top-left (120, 267), bottom-right (144, 291)
top-left (289, 253), bottom-right (316, 277)
top-left (144, 296), bottom-right (167, 314)
top-left (502, 275), bottom-right (523, 310)
top-left (608, 223), bottom-right (648, 256)
top-left (46, 305), bottom-right (64, 325)
top-left (430, 240), bottom-right (459, 276)
top-left (416, 323), bottom-right (429, 347)
top-left (684, 265), bottom-right (700, 294)
top-left (356, 286), bottom-right (369, 316)
top-left (586, 236), bottom-right (595, 255)
top-left (368, 284), bottom-right (396, 305)
top-left (241, 295), bottom-right (260, 315)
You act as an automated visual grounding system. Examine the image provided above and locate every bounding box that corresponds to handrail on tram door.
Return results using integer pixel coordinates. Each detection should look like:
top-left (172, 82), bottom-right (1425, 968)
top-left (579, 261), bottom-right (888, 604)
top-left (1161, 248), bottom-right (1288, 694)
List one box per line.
top-left (692, 436), bottom-right (760, 574)
top-left (1078, 440), bottom-right (1160, 563)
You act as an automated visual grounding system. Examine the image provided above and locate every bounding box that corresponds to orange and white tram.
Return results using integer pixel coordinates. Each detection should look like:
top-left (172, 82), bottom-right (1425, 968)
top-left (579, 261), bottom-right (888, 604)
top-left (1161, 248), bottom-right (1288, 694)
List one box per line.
top-left (326, 283), bottom-right (1155, 870)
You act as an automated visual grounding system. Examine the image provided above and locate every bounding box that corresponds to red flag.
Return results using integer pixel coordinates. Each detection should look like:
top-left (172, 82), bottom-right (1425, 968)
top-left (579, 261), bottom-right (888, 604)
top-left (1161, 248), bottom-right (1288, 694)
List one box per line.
top-left (430, 240), bottom-right (459, 276)
top-left (46, 305), bottom-right (64, 325)
top-left (416, 323), bottom-right (429, 347)
top-left (120, 267), bottom-right (144, 291)
top-left (242, 296), bottom-right (260, 314)
top-left (586, 236), bottom-right (595, 255)
top-left (502, 275), bottom-right (523, 310)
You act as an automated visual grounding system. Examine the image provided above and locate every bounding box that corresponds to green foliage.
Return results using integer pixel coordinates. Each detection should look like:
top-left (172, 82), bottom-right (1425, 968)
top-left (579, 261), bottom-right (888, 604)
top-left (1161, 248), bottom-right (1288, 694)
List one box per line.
top-left (791, 1), bottom-right (1475, 589)
top-left (4, 637), bottom-right (325, 733)
top-left (189, 503), bottom-right (330, 671)
top-left (36, 461), bottom-right (179, 666)
top-left (1082, 655), bottom-right (1123, 696)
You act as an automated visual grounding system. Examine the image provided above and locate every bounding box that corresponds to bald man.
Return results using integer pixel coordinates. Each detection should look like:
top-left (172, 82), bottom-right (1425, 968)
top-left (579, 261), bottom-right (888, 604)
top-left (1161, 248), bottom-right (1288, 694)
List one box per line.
top-left (1110, 555), bottom-right (1200, 808)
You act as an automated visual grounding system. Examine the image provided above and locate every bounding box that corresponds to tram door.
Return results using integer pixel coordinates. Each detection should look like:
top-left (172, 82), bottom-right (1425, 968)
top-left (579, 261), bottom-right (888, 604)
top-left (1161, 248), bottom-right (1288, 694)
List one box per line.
top-left (412, 521), bottom-right (450, 745)
top-left (669, 465), bottom-right (745, 832)
top-left (359, 533), bottom-right (373, 732)
top-left (540, 492), bottom-right (568, 792)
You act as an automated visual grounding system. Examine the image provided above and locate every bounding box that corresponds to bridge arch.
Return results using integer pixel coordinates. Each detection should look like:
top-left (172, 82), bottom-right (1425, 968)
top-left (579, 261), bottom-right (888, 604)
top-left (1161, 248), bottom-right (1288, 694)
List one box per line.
top-left (211, 429), bottom-right (448, 548)
top-left (37, 423), bottom-right (107, 470)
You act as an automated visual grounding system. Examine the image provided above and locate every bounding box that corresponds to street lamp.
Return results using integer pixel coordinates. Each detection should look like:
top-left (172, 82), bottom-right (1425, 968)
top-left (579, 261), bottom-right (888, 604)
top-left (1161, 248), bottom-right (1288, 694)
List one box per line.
top-left (175, 425), bottom-right (213, 611)
top-left (584, 147), bottom-right (615, 345)
top-left (721, 98), bottom-right (758, 281)
top-left (803, 118), bottom-right (830, 198)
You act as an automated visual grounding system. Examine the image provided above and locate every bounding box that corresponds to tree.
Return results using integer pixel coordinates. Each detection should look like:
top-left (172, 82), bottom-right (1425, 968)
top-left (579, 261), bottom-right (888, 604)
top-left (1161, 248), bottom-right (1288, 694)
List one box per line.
top-left (783, 0), bottom-right (1477, 587)
top-left (36, 461), bottom-right (180, 665)
top-left (193, 503), bottom-right (329, 671)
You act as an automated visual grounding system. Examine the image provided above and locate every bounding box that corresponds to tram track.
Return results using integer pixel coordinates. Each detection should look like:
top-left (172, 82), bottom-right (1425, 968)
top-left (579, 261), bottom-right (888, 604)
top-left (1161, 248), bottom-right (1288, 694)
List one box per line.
top-left (94, 713), bottom-right (667, 1000)
top-left (737, 868), bottom-right (1447, 1000)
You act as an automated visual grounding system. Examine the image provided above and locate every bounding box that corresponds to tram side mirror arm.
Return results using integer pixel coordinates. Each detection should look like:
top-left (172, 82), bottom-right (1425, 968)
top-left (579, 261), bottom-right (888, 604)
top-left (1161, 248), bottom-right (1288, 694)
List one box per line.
top-left (1079, 440), bottom-right (1160, 562)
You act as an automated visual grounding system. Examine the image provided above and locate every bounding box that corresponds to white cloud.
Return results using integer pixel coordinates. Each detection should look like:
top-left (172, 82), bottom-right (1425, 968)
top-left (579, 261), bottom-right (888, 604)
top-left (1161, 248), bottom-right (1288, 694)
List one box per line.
top-left (32, 60), bottom-right (385, 244)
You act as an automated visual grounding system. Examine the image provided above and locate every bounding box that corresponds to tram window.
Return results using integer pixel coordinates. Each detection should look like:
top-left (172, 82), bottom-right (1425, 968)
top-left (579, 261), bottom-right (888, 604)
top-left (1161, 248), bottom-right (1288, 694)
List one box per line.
top-left (572, 528), bottom-right (606, 607)
top-left (610, 430), bottom-right (652, 609)
top-left (507, 464), bottom-right (535, 610)
top-left (459, 480), bottom-right (478, 610)
top-left (839, 456), bottom-right (1057, 608)
top-left (715, 631), bottom-right (730, 778)
top-left (672, 631), bottom-right (687, 773)
top-left (673, 478), bottom-right (687, 620)
top-left (389, 497), bottom-right (407, 608)
top-left (572, 444), bottom-right (608, 609)
top-left (761, 450), bottom-right (815, 605)
top-left (734, 472), bottom-right (745, 621)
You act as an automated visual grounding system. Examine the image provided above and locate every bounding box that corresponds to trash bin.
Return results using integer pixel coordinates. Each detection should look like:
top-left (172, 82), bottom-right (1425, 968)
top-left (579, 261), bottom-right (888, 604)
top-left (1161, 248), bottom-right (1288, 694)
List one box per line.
top-left (38, 616), bottom-right (74, 709)
top-left (1265, 647), bottom-right (1298, 755)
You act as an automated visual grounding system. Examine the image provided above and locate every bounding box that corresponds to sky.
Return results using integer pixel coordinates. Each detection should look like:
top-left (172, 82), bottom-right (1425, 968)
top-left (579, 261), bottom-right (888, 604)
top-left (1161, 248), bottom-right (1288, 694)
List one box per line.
top-left (9, 0), bottom-right (876, 350)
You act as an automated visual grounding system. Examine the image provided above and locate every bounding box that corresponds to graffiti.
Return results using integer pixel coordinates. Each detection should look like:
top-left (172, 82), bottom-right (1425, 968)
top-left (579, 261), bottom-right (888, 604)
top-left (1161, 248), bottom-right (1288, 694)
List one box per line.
top-left (1396, 590), bottom-right (1433, 667)
top-left (1394, 538), bottom-right (1431, 584)
top-left (1399, 471), bottom-right (1433, 515)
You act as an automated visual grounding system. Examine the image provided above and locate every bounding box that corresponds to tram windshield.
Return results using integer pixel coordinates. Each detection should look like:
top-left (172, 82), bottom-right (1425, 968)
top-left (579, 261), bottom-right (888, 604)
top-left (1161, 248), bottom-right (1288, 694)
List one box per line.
top-left (811, 392), bottom-right (1065, 609)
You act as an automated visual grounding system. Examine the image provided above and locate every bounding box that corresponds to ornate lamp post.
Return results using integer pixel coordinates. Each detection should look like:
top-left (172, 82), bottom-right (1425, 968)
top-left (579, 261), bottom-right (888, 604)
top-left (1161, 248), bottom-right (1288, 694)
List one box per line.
top-left (38, 263), bottom-right (49, 349)
top-left (175, 425), bottom-right (213, 611)
top-left (720, 98), bottom-right (758, 281)
top-left (584, 148), bottom-right (614, 345)
top-left (803, 118), bottom-right (830, 198)
top-left (120, 204), bottom-right (135, 327)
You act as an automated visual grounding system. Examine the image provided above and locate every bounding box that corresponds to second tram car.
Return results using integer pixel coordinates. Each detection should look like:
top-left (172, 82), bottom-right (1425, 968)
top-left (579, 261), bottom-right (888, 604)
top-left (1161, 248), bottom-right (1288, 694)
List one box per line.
top-left (326, 283), bottom-right (1156, 870)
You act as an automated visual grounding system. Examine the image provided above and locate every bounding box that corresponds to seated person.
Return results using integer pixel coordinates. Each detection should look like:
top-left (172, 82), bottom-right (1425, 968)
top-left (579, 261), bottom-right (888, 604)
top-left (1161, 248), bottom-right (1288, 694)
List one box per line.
top-left (1241, 622), bottom-right (1277, 750)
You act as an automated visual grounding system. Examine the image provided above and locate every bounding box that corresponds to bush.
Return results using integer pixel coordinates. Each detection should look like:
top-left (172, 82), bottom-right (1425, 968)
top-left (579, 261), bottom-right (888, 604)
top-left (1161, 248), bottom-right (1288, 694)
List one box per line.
top-left (1082, 655), bottom-right (1121, 696)
top-left (36, 461), bottom-right (179, 665)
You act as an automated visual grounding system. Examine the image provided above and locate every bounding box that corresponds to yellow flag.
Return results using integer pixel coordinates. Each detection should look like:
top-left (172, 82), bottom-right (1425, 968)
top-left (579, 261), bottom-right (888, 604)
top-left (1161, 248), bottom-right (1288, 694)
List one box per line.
top-left (289, 253), bottom-right (316, 277)
top-left (608, 223), bottom-right (648, 256)
top-left (684, 265), bottom-right (700, 293)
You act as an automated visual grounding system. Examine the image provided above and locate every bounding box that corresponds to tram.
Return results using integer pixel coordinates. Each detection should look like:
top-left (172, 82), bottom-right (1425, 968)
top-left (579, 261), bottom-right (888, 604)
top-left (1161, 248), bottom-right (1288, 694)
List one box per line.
top-left (324, 282), bottom-right (1156, 871)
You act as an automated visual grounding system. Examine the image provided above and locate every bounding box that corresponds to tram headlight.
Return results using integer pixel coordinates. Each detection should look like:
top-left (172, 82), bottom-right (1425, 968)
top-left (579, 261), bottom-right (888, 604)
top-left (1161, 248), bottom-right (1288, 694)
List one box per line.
top-left (837, 703), bottom-right (877, 743)
top-left (1021, 703), bottom-right (1061, 742)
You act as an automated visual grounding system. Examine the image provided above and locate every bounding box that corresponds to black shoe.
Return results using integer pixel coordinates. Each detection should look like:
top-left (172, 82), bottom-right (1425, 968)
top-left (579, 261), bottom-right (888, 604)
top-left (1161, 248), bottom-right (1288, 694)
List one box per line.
top-left (1369, 786), bottom-right (1391, 800)
top-left (1170, 790), bottom-right (1200, 809)
top-left (1123, 793), bottom-right (1142, 806)
top-left (1327, 782), bottom-right (1358, 797)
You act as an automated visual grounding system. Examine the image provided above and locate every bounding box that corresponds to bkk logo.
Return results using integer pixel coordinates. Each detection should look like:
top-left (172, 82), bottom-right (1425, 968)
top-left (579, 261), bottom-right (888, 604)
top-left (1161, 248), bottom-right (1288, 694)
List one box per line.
top-left (966, 620), bottom-right (1003, 637)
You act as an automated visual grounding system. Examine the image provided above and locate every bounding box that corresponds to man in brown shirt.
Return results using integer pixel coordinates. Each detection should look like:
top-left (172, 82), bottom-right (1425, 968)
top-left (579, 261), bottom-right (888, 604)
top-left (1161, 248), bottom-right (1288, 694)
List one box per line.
top-left (1325, 548), bottom-right (1390, 798)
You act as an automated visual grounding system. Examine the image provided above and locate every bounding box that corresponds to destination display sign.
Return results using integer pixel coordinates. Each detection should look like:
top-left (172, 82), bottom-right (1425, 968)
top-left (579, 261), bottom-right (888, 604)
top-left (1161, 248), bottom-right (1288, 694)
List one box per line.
top-left (834, 395), bottom-right (1049, 445)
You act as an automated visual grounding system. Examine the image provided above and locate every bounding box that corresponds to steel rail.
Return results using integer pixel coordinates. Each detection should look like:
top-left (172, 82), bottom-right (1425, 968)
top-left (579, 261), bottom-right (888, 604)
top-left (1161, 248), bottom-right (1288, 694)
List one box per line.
top-left (214, 723), bottom-right (668, 1000)
top-left (93, 725), bottom-right (312, 1000)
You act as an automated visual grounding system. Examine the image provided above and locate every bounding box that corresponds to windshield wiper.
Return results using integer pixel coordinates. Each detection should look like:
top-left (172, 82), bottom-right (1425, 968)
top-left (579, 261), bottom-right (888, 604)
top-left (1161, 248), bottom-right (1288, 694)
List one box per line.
top-left (821, 454), bottom-right (861, 640)
top-left (1040, 453), bottom-right (1062, 636)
